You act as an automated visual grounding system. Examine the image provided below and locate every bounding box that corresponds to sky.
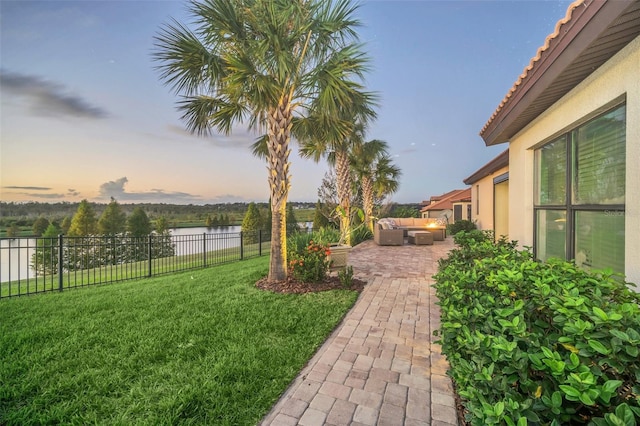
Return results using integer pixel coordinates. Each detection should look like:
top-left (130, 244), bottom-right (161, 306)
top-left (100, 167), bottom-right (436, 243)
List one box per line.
top-left (0, 0), bottom-right (574, 205)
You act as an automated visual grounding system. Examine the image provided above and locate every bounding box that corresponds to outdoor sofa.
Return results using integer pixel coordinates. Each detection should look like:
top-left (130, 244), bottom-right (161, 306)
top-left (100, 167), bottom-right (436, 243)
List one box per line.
top-left (374, 217), bottom-right (447, 246)
top-left (374, 222), bottom-right (404, 246)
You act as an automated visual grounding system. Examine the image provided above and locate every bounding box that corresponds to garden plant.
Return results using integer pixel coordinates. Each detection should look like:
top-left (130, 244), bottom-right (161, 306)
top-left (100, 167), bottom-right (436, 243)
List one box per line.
top-left (288, 238), bottom-right (332, 284)
top-left (434, 230), bottom-right (640, 425)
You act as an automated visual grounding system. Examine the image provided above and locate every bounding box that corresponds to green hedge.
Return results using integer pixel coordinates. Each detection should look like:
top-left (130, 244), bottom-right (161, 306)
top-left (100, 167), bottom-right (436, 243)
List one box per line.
top-left (447, 219), bottom-right (477, 236)
top-left (434, 230), bottom-right (640, 425)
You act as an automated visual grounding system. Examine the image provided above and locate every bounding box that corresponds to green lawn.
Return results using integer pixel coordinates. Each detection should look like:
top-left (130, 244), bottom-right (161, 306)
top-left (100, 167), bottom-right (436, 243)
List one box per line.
top-left (1, 240), bottom-right (270, 298)
top-left (0, 257), bottom-right (359, 425)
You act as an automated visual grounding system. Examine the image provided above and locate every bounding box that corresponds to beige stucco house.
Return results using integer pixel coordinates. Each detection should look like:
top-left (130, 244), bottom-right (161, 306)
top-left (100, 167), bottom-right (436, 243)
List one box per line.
top-left (420, 188), bottom-right (471, 223)
top-left (464, 149), bottom-right (509, 238)
top-left (479, 0), bottom-right (640, 287)
top-left (463, 149), bottom-right (509, 239)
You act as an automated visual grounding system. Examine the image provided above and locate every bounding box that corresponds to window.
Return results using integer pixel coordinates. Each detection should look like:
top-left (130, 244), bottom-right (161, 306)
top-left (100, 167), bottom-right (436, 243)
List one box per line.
top-left (534, 104), bottom-right (625, 275)
top-left (454, 204), bottom-right (462, 222)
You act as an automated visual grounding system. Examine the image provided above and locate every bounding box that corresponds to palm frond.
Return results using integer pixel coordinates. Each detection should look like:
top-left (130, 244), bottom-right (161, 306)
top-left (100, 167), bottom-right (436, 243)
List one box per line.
top-left (309, 0), bottom-right (361, 58)
top-left (153, 19), bottom-right (226, 96)
top-left (177, 95), bottom-right (247, 136)
top-left (251, 134), bottom-right (269, 159)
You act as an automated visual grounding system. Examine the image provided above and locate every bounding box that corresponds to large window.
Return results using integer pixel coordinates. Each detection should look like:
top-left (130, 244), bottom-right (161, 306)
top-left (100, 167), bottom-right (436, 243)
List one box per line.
top-left (534, 104), bottom-right (625, 275)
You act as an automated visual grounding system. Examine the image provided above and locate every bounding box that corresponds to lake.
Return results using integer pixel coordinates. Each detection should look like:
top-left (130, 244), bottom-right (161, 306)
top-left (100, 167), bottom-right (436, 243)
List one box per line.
top-left (0, 224), bottom-right (312, 283)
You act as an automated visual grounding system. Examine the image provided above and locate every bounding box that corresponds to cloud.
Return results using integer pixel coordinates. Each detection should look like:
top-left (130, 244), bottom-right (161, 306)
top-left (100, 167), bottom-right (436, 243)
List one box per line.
top-left (98, 177), bottom-right (202, 203)
top-left (0, 70), bottom-right (108, 119)
top-left (2, 185), bottom-right (81, 200)
top-left (99, 177), bottom-right (128, 198)
top-left (3, 185), bottom-right (52, 191)
top-left (399, 142), bottom-right (419, 154)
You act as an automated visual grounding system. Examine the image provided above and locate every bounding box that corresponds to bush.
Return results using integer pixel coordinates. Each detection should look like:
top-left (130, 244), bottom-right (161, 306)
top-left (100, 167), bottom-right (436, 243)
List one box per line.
top-left (350, 225), bottom-right (373, 246)
top-left (434, 237), bottom-right (640, 425)
top-left (310, 226), bottom-right (341, 246)
top-left (338, 265), bottom-right (354, 288)
top-left (287, 231), bottom-right (314, 255)
top-left (287, 232), bottom-right (331, 283)
top-left (447, 219), bottom-right (477, 236)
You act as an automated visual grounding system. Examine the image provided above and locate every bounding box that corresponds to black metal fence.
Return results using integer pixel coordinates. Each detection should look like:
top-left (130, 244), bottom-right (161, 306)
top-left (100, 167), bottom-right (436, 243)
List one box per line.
top-left (0, 230), bottom-right (269, 299)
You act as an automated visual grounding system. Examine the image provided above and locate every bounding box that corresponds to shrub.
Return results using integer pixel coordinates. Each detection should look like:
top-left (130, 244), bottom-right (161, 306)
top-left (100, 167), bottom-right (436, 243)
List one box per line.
top-left (338, 265), bottom-right (354, 288)
top-left (287, 239), bottom-right (331, 284)
top-left (311, 226), bottom-right (341, 246)
top-left (434, 237), bottom-right (640, 425)
top-left (350, 225), bottom-right (373, 246)
top-left (447, 219), bottom-right (477, 236)
top-left (288, 231), bottom-right (314, 255)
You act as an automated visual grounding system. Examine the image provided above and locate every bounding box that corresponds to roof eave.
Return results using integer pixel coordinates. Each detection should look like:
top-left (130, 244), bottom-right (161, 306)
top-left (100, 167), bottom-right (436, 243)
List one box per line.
top-left (480, 0), bottom-right (640, 146)
top-left (463, 149), bottom-right (509, 185)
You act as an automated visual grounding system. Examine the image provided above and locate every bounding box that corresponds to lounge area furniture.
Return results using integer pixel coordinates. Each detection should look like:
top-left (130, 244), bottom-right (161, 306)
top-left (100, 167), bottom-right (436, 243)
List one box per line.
top-left (374, 222), bottom-right (404, 246)
top-left (375, 217), bottom-right (447, 245)
top-left (407, 230), bottom-right (433, 245)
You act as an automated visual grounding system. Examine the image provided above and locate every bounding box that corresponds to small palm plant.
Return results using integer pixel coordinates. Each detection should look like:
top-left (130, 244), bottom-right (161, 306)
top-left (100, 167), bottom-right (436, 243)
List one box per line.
top-left (351, 139), bottom-right (401, 232)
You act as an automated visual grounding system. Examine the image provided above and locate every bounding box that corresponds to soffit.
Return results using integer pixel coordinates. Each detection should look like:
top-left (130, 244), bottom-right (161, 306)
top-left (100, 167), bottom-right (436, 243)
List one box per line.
top-left (480, 0), bottom-right (640, 146)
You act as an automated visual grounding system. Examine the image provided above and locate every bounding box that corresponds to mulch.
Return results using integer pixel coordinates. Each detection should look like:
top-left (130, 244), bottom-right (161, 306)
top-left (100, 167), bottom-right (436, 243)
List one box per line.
top-left (255, 274), bottom-right (367, 294)
top-left (452, 380), bottom-right (469, 425)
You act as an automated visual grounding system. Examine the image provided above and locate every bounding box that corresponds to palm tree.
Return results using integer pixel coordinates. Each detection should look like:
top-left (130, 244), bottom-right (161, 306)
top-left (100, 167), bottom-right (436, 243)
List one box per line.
top-left (299, 113), bottom-right (376, 246)
top-left (154, 0), bottom-right (373, 282)
top-left (351, 139), bottom-right (401, 232)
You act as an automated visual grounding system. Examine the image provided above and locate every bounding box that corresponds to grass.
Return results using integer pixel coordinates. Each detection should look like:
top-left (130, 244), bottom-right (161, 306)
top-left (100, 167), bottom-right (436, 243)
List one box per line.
top-left (0, 256), bottom-right (360, 425)
top-left (1, 240), bottom-right (270, 298)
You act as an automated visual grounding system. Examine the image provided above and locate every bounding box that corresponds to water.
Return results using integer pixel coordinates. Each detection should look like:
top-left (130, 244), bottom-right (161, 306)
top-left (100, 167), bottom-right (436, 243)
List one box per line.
top-left (0, 238), bottom-right (35, 283)
top-left (0, 224), bottom-right (311, 283)
top-left (0, 227), bottom-right (240, 283)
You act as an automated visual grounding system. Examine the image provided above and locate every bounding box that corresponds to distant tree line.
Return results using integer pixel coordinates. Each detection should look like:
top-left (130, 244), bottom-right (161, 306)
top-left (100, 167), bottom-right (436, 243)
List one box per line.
top-left (241, 202), bottom-right (304, 244)
top-left (0, 201), bottom-right (316, 235)
top-left (204, 213), bottom-right (232, 228)
top-left (30, 199), bottom-right (175, 275)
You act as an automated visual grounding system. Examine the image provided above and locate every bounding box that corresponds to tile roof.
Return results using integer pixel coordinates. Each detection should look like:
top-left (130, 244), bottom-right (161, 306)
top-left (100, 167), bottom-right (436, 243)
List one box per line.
top-left (421, 188), bottom-right (471, 212)
top-left (480, 0), bottom-right (640, 146)
top-left (480, 0), bottom-right (586, 138)
top-left (463, 149), bottom-right (509, 185)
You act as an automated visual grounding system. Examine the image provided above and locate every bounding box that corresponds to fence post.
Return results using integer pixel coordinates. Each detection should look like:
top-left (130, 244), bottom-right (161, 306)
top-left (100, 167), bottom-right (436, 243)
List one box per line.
top-left (259, 230), bottom-right (262, 257)
top-left (58, 234), bottom-right (64, 292)
top-left (240, 231), bottom-right (244, 260)
top-left (203, 233), bottom-right (207, 267)
top-left (148, 234), bottom-right (152, 278)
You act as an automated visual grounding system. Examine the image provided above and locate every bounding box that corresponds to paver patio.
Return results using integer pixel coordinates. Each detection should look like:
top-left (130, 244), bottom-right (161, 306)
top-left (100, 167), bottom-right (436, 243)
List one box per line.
top-left (260, 237), bottom-right (459, 426)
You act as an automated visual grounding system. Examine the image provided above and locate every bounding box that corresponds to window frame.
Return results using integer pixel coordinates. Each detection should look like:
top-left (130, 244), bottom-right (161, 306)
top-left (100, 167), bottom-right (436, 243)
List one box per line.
top-left (533, 102), bottom-right (626, 269)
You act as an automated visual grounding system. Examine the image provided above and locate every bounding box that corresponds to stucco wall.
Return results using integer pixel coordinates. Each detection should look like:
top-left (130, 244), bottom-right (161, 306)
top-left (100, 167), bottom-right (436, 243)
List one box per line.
top-left (421, 209), bottom-right (453, 222)
top-left (508, 35), bottom-right (640, 287)
top-left (469, 165), bottom-right (509, 232)
top-left (494, 180), bottom-right (509, 239)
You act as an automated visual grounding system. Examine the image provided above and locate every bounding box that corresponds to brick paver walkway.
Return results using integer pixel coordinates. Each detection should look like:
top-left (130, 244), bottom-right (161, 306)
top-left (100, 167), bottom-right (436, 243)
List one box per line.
top-left (260, 237), bottom-right (459, 426)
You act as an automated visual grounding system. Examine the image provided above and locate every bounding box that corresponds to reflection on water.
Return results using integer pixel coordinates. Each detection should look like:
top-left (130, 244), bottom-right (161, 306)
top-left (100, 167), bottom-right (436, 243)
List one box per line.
top-left (0, 238), bottom-right (36, 283)
top-left (1, 224), bottom-right (311, 283)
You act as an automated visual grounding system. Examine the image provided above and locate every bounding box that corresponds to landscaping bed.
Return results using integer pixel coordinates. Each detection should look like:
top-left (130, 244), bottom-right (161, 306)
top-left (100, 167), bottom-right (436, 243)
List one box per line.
top-left (434, 230), bottom-right (640, 425)
top-left (256, 273), bottom-right (366, 294)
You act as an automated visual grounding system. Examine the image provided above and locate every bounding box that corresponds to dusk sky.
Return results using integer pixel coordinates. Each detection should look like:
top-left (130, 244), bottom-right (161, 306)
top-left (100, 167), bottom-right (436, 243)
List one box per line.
top-left (1, 0), bottom-right (573, 205)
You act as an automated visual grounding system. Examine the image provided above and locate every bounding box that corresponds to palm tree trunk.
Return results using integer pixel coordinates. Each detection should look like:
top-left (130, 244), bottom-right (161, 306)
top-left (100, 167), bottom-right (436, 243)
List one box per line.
top-left (266, 97), bottom-right (292, 282)
top-left (361, 175), bottom-right (374, 232)
top-left (335, 149), bottom-right (352, 246)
